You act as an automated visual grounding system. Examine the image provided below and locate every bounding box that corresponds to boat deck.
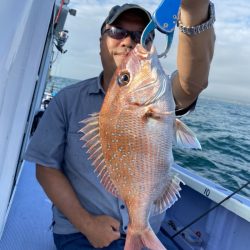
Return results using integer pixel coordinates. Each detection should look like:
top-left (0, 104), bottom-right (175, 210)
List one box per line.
top-left (0, 162), bottom-right (56, 250)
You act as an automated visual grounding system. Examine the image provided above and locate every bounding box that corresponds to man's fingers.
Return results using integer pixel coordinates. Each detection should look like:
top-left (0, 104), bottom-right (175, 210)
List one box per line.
top-left (109, 217), bottom-right (120, 231)
top-left (112, 230), bottom-right (121, 240)
top-left (110, 226), bottom-right (121, 241)
top-left (109, 218), bottom-right (121, 240)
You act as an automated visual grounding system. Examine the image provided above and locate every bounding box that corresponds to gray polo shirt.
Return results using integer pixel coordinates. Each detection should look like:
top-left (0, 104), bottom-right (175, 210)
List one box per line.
top-left (25, 73), bottom-right (166, 235)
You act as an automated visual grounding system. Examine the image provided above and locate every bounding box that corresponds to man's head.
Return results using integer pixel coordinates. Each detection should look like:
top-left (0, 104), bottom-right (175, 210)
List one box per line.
top-left (99, 4), bottom-right (154, 88)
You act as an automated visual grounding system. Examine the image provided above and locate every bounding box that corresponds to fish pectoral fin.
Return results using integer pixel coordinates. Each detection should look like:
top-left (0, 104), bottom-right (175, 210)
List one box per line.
top-left (152, 175), bottom-right (184, 215)
top-left (174, 118), bottom-right (202, 149)
top-left (143, 107), bottom-right (174, 120)
top-left (79, 113), bottom-right (120, 198)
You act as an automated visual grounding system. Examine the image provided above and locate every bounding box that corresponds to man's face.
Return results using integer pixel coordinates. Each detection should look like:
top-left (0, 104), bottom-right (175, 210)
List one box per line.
top-left (100, 11), bottom-right (148, 79)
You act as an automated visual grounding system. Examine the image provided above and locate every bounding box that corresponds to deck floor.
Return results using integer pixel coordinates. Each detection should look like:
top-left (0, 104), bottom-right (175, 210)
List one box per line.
top-left (0, 161), bottom-right (56, 250)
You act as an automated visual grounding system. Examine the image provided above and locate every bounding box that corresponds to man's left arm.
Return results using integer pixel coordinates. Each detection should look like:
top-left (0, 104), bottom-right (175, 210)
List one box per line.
top-left (173, 0), bottom-right (216, 110)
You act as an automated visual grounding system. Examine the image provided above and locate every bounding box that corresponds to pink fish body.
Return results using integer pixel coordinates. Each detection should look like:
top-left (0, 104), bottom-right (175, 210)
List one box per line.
top-left (80, 44), bottom-right (201, 250)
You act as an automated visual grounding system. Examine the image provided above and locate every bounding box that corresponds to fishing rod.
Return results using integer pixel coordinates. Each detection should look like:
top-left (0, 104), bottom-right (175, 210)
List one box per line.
top-left (170, 179), bottom-right (250, 239)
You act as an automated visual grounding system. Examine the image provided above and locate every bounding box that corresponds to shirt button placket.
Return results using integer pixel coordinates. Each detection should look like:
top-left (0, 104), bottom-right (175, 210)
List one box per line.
top-left (118, 200), bottom-right (129, 233)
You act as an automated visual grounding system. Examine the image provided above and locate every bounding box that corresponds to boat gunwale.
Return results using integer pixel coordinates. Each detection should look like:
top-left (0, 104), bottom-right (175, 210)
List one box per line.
top-left (173, 163), bottom-right (250, 223)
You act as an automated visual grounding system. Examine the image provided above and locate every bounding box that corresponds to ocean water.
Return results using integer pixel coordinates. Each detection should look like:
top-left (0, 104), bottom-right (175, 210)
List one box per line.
top-left (173, 97), bottom-right (250, 198)
top-left (45, 76), bottom-right (250, 198)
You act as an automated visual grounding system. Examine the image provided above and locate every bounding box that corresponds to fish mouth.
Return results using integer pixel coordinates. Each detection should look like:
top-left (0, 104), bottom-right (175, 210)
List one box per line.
top-left (129, 45), bottom-right (166, 106)
top-left (134, 44), bottom-right (151, 59)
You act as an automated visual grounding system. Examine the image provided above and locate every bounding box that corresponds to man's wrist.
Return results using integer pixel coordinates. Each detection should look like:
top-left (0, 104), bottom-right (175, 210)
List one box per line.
top-left (74, 209), bottom-right (94, 234)
top-left (178, 1), bottom-right (215, 35)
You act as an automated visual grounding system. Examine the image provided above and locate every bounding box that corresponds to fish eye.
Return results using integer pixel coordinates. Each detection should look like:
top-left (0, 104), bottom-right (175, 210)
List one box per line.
top-left (117, 71), bottom-right (130, 86)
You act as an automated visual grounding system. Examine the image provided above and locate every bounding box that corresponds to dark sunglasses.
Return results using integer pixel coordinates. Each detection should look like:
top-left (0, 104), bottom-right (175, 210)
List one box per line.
top-left (102, 26), bottom-right (154, 45)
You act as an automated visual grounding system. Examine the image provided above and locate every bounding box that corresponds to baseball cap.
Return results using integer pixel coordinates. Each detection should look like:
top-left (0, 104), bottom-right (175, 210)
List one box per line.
top-left (101, 4), bottom-right (152, 33)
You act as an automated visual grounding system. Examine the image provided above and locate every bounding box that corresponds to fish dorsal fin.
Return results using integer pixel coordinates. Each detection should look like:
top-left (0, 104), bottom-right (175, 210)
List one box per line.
top-left (174, 118), bottom-right (202, 149)
top-left (152, 175), bottom-right (184, 215)
top-left (79, 113), bottom-right (120, 198)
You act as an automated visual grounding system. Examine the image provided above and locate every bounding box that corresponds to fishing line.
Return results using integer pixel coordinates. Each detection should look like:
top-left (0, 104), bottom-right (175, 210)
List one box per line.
top-left (170, 179), bottom-right (250, 239)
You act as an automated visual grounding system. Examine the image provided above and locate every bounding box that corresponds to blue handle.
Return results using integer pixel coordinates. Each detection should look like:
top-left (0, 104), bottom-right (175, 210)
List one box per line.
top-left (153, 0), bottom-right (181, 33)
top-left (141, 0), bottom-right (181, 57)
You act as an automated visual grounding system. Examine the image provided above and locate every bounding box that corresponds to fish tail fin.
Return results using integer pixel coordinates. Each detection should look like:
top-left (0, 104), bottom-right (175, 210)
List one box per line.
top-left (124, 227), bottom-right (166, 250)
top-left (124, 232), bottom-right (144, 250)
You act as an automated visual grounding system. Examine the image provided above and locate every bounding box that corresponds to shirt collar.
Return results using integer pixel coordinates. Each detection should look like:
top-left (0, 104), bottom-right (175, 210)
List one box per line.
top-left (88, 72), bottom-right (106, 95)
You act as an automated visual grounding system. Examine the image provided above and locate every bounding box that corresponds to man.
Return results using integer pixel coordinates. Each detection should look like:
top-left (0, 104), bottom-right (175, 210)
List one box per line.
top-left (25, 1), bottom-right (215, 249)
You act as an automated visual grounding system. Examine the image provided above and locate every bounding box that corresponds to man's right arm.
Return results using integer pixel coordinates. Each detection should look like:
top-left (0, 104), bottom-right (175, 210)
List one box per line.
top-left (36, 164), bottom-right (120, 248)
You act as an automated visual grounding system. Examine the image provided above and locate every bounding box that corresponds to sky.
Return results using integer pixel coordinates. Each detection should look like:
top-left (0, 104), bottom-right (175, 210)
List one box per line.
top-left (51, 0), bottom-right (250, 103)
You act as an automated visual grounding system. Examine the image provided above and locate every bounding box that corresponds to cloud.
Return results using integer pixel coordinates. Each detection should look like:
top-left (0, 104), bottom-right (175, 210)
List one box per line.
top-left (207, 0), bottom-right (250, 101)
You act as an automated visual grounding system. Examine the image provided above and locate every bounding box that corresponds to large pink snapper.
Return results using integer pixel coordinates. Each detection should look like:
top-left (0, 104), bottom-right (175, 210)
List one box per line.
top-left (80, 44), bottom-right (201, 250)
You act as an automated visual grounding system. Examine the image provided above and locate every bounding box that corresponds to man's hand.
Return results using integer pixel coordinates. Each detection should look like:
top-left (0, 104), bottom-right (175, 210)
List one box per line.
top-left (82, 214), bottom-right (121, 248)
top-left (180, 0), bottom-right (210, 26)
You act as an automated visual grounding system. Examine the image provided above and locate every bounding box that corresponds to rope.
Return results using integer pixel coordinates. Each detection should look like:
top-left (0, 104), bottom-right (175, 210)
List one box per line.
top-left (54, 0), bottom-right (65, 26)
